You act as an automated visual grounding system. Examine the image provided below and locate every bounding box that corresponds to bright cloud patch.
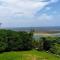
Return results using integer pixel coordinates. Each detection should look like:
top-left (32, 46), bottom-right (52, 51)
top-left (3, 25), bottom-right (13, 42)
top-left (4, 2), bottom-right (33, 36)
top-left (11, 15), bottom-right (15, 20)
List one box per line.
top-left (0, 0), bottom-right (49, 17)
top-left (0, 0), bottom-right (59, 27)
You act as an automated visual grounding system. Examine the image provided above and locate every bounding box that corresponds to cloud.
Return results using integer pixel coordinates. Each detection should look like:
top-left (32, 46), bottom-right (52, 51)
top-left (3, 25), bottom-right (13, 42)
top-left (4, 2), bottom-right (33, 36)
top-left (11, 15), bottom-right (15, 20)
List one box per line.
top-left (45, 7), bottom-right (51, 10)
top-left (37, 13), bottom-right (53, 21)
top-left (0, 0), bottom-right (58, 17)
top-left (50, 0), bottom-right (59, 3)
top-left (0, 0), bottom-right (50, 17)
top-left (0, 0), bottom-right (59, 27)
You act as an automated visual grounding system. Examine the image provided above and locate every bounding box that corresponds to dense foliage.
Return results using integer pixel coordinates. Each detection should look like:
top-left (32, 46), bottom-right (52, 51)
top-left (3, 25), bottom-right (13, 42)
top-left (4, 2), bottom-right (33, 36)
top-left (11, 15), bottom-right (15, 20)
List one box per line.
top-left (0, 29), bottom-right (60, 56)
top-left (0, 29), bottom-right (33, 52)
top-left (33, 37), bottom-right (60, 55)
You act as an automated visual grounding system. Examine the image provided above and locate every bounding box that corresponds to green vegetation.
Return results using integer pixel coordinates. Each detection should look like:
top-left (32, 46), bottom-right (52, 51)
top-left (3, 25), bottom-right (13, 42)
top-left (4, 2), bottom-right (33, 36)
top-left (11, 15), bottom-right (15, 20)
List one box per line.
top-left (33, 37), bottom-right (60, 56)
top-left (0, 29), bottom-right (33, 51)
top-left (0, 50), bottom-right (60, 60)
top-left (0, 29), bottom-right (60, 60)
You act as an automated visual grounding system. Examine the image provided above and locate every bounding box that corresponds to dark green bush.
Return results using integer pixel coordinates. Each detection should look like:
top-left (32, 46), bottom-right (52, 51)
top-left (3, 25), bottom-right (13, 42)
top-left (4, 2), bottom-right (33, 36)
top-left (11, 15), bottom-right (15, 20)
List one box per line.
top-left (0, 30), bottom-right (33, 52)
top-left (50, 43), bottom-right (60, 55)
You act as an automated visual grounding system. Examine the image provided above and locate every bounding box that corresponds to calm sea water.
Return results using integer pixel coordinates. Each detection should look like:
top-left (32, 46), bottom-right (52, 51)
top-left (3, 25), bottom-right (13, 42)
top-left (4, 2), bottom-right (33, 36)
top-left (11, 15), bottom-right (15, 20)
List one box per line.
top-left (33, 33), bottom-right (60, 40)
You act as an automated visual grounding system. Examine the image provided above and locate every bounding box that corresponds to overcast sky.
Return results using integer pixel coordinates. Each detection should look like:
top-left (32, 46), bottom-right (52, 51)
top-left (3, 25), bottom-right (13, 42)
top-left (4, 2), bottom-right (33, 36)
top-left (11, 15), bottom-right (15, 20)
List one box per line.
top-left (0, 0), bottom-right (60, 28)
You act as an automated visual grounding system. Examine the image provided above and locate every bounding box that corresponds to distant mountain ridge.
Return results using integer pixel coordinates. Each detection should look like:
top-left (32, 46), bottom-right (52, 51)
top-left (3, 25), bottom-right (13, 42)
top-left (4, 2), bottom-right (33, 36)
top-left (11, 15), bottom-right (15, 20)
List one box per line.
top-left (7, 26), bottom-right (60, 33)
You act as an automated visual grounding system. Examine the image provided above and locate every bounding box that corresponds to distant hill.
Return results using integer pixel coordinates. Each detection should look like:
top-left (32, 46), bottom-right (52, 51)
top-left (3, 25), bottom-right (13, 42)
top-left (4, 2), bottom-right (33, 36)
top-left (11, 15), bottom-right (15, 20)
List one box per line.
top-left (7, 26), bottom-right (60, 33)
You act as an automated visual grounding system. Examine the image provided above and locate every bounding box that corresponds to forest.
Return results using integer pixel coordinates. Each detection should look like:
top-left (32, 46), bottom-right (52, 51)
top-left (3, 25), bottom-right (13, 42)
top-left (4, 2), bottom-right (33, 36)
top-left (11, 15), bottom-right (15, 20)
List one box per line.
top-left (0, 29), bottom-right (60, 56)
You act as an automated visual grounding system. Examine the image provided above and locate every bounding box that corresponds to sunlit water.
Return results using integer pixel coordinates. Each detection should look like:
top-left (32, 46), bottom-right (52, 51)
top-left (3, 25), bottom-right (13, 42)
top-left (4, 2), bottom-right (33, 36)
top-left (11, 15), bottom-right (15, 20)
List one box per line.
top-left (33, 33), bottom-right (60, 40)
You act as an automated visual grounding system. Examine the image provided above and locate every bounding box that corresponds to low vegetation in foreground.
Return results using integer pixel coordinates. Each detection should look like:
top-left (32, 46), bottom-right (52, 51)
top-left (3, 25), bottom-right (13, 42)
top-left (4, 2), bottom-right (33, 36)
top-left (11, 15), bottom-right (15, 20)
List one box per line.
top-left (0, 50), bottom-right (60, 60)
top-left (0, 29), bottom-right (60, 60)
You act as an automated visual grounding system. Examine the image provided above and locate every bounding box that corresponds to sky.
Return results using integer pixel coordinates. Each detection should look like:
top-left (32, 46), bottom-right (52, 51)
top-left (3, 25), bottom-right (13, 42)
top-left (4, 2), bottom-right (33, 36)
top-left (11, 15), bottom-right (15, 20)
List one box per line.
top-left (0, 0), bottom-right (60, 28)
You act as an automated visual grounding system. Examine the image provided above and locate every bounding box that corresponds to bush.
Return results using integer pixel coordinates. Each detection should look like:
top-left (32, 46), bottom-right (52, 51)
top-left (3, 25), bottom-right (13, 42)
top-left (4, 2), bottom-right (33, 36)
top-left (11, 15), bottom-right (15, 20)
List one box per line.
top-left (37, 37), bottom-right (52, 51)
top-left (50, 43), bottom-right (60, 55)
top-left (0, 29), bottom-right (33, 52)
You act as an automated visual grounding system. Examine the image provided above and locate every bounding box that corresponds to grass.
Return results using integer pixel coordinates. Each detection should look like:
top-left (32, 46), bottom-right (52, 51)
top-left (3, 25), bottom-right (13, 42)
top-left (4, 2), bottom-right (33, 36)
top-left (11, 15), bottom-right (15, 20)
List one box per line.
top-left (0, 50), bottom-right (60, 60)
